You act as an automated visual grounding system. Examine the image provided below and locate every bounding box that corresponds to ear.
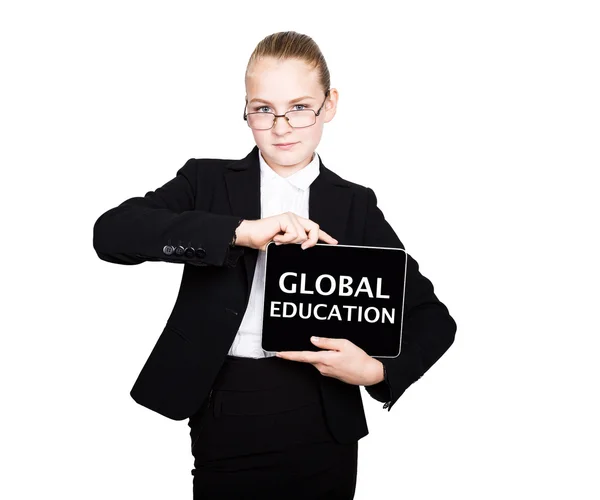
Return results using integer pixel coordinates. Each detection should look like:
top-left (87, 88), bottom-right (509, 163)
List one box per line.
top-left (323, 88), bottom-right (338, 123)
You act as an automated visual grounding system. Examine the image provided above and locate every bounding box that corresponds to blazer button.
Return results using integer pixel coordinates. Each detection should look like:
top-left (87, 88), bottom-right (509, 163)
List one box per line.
top-left (184, 246), bottom-right (195, 258)
top-left (174, 245), bottom-right (185, 256)
top-left (162, 245), bottom-right (174, 256)
top-left (195, 247), bottom-right (206, 258)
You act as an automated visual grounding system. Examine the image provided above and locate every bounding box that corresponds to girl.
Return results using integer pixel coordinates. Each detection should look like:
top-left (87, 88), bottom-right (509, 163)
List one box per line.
top-left (93, 31), bottom-right (456, 499)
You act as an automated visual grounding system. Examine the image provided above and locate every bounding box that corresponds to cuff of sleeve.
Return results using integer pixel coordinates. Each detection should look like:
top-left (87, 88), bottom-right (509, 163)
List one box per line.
top-left (200, 214), bottom-right (246, 267)
top-left (364, 361), bottom-right (392, 403)
top-left (224, 218), bottom-right (245, 267)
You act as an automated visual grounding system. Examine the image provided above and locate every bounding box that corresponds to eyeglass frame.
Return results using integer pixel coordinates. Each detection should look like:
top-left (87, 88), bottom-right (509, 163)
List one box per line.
top-left (243, 89), bottom-right (331, 130)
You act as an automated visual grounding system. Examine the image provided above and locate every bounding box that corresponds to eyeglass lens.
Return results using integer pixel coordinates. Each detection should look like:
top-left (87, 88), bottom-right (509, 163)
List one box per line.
top-left (247, 110), bottom-right (316, 130)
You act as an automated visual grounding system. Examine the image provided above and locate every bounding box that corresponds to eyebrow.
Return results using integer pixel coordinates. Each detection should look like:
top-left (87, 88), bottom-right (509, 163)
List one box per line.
top-left (248, 95), bottom-right (315, 105)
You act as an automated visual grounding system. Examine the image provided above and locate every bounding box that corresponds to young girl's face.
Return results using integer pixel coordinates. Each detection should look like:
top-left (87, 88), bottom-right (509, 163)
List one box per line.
top-left (245, 57), bottom-right (336, 169)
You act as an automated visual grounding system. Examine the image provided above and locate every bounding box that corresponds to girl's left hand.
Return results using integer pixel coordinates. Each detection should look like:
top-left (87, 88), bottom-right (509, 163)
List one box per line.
top-left (275, 337), bottom-right (383, 386)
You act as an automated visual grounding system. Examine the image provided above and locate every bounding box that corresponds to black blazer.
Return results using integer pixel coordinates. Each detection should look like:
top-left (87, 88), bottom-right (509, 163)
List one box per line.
top-left (93, 145), bottom-right (456, 444)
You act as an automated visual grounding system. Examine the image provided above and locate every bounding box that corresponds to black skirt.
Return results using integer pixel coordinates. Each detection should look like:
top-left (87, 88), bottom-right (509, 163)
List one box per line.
top-left (188, 355), bottom-right (358, 499)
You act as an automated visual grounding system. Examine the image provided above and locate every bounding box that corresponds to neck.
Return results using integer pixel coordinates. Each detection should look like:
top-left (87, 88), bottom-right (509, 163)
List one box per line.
top-left (261, 151), bottom-right (314, 178)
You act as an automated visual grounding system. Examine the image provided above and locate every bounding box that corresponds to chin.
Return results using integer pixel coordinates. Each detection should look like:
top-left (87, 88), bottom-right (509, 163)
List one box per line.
top-left (270, 146), bottom-right (308, 161)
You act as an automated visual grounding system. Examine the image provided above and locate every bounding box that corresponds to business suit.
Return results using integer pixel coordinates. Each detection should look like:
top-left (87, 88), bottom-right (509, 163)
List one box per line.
top-left (93, 144), bottom-right (457, 445)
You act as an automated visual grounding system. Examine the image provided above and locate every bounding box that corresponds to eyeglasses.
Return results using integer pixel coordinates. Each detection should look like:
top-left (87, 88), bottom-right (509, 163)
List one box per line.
top-left (243, 89), bottom-right (330, 130)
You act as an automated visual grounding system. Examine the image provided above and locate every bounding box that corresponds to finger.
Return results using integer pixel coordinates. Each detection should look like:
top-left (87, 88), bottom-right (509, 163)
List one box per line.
top-left (300, 222), bottom-right (320, 250)
top-left (276, 351), bottom-right (326, 364)
top-left (311, 336), bottom-right (349, 351)
top-left (318, 229), bottom-right (338, 245)
top-left (275, 216), bottom-right (308, 245)
top-left (277, 229), bottom-right (305, 245)
top-left (290, 216), bottom-right (309, 244)
top-left (314, 363), bottom-right (332, 377)
top-left (274, 230), bottom-right (297, 243)
top-left (274, 215), bottom-right (300, 243)
top-left (293, 215), bottom-right (337, 246)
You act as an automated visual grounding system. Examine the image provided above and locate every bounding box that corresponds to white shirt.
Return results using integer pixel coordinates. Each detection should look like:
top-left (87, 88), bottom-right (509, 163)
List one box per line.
top-left (227, 148), bottom-right (321, 358)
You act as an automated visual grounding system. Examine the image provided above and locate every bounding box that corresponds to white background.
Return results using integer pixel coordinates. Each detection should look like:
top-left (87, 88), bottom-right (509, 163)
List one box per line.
top-left (2, 1), bottom-right (599, 498)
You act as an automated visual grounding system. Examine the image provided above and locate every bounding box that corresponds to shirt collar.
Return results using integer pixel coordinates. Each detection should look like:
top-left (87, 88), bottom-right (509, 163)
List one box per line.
top-left (258, 148), bottom-right (320, 191)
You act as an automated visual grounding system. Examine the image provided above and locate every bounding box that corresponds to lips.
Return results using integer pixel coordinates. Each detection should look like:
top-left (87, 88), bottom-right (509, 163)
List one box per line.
top-left (275, 142), bottom-right (298, 146)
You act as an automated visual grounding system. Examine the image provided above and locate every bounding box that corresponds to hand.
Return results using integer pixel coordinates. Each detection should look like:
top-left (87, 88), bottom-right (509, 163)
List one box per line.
top-left (236, 212), bottom-right (338, 252)
top-left (275, 337), bottom-right (384, 386)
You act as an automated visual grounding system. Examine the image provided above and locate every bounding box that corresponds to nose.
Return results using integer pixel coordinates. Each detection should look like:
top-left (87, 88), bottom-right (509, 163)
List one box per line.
top-left (272, 114), bottom-right (293, 135)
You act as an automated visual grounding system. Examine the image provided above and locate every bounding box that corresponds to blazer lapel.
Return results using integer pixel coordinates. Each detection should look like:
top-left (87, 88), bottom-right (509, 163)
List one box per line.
top-left (225, 145), bottom-right (354, 301)
top-left (224, 146), bottom-right (261, 294)
top-left (308, 157), bottom-right (354, 245)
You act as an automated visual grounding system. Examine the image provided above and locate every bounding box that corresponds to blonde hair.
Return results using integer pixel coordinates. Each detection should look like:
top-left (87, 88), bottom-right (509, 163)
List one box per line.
top-left (245, 31), bottom-right (331, 95)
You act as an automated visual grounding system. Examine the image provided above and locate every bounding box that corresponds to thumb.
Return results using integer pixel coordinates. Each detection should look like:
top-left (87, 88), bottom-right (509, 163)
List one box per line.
top-left (311, 336), bottom-right (344, 350)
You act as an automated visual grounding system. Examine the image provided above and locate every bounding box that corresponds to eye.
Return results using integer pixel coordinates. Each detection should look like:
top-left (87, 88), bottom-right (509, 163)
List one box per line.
top-left (255, 105), bottom-right (272, 113)
top-left (252, 104), bottom-right (310, 113)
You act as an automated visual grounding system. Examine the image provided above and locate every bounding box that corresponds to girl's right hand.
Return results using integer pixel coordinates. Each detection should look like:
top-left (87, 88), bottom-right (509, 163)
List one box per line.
top-left (235, 212), bottom-right (338, 252)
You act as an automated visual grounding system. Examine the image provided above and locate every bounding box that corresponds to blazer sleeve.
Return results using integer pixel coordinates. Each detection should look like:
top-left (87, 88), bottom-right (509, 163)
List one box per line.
top-left (362, 187), bottom-right (457, 411)
top-left (92, 158), bottom-right (245, 267)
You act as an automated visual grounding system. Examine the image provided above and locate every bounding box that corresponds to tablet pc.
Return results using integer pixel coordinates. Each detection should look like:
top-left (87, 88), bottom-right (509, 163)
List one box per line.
top-left (261, 242), bottom-right (407, 358)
